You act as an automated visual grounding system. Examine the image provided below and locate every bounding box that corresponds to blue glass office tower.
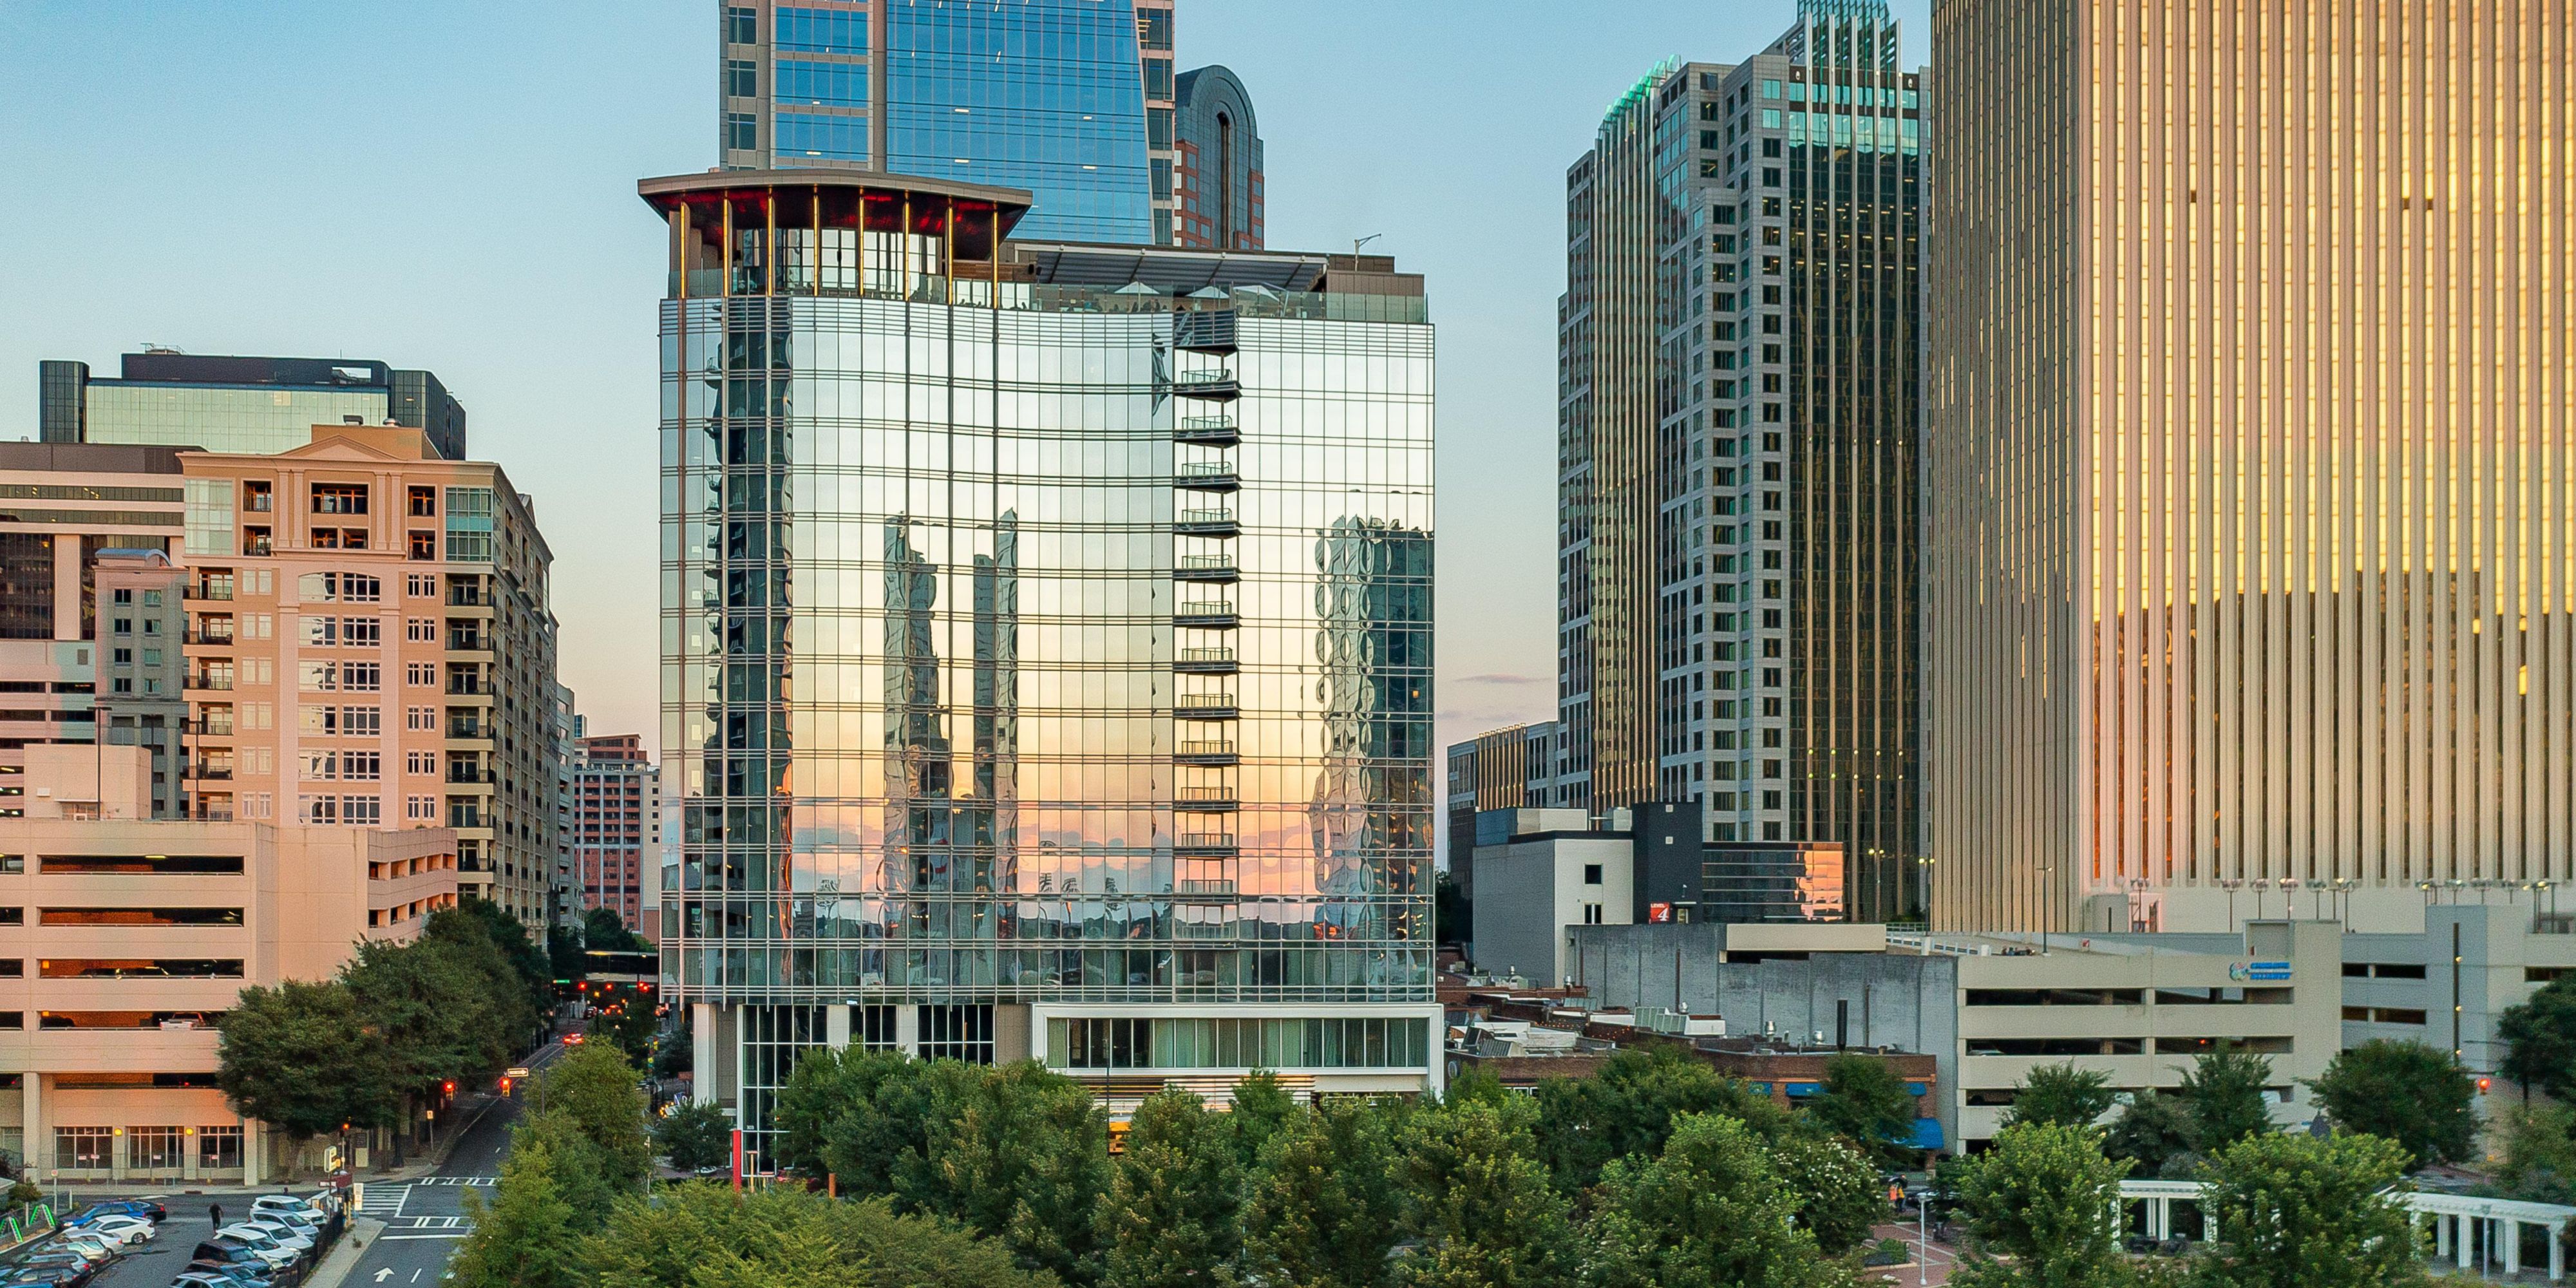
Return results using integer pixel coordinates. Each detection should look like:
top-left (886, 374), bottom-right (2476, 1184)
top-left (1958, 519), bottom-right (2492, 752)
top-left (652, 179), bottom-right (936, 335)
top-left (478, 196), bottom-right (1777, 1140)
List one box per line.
top-left (642, 169), bottom-right (1437, 1168)
top-left (720, 0), bottom-right (1179, 243)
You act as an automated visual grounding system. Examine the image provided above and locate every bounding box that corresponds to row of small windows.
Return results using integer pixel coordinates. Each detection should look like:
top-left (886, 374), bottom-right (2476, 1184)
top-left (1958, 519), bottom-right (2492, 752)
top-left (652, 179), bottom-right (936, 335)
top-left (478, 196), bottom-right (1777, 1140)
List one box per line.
top-left (1046, 1015), bottom-right (1428, 1070)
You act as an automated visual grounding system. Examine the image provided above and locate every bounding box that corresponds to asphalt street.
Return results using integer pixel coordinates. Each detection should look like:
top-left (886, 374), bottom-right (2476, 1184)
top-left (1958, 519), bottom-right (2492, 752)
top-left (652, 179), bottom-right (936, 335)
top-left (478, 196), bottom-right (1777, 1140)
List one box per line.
top-left (61, 1038), bottom-right (561, 1288)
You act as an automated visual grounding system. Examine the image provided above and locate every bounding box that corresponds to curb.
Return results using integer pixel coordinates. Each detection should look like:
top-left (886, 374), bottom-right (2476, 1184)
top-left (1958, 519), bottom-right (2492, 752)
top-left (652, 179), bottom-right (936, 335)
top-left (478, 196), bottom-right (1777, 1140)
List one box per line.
top-left (303, 1217), bottom-right (387, 1288)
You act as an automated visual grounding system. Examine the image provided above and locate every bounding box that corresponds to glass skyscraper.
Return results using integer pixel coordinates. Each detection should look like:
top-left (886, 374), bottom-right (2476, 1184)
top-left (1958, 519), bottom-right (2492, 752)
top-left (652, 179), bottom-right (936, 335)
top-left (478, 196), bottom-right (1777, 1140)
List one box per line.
top-left (39, 353), bottom-right (468, 460)
top-left (640, 168), bottom-right (1435, 1167)
top-left (1553, 1), bottom-right (1926, 919)
top-left (718, 1), bottom-right (1262, 247)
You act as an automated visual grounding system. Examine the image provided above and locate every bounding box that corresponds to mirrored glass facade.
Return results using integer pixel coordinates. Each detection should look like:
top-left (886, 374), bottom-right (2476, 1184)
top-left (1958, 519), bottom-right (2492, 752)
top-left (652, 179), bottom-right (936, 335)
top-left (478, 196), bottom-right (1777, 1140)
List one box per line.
top-left (645, 173), bottom-right (1435, 1165)
top-left (718, 0), bottom-right (1182, 245)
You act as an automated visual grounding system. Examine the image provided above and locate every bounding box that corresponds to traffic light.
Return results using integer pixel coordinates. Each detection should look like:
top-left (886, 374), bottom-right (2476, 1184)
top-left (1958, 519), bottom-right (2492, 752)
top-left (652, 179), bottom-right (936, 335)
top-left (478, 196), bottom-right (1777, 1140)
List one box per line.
top-left (2478, 1077), bottom-right (2494, 1094)
top-left (498, 1076), bottom-right (513, 1095)
top-left (442, 1080), bottom-right (456, 1097)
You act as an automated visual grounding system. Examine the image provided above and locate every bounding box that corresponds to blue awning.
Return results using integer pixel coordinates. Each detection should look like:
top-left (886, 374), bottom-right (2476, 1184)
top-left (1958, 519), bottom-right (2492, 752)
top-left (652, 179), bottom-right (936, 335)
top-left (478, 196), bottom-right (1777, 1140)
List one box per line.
top-left (1784, 1081), bottom-right (1823, 1097)
top-left (1908, 1117), bottom-right (1946, 1150)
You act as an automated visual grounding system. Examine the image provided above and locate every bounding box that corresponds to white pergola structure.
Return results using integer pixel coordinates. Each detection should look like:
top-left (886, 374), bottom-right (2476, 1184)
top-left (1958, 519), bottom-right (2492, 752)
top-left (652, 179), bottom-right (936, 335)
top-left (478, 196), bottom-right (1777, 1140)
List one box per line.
top-left (2113, 1179), bottom-right (2574, 1282)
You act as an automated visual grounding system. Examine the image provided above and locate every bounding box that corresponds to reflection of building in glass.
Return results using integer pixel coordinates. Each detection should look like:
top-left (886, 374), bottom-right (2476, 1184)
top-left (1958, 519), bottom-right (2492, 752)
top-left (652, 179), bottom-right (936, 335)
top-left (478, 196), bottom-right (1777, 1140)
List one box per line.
top-left (40, 352), bottom-right (466, 460)
top-left (1927, 0), bottom-right (2576, 936)
top-left (1556, 2), bottom-right (1925, 921)
top-left (717, 0), bottom-right (1258, 246)
top-left (643, 168), bottom-right (1435, 1166)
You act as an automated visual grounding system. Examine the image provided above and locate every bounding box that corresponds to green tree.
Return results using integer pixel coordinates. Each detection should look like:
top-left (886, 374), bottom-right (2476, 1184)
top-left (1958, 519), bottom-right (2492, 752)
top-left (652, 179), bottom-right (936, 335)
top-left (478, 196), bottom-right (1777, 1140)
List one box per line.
top-left (2105, 1088), bottom-right (2201, 1178)
top-left (854, 1061), bottom-right (1108, 1282)
top-left (2179, 1043), bottom-right (2278, 1153)
top-left (548, 923), bottom-right (589, 996)
top-left (1806, 1054), bottom-right (1920, 1168)
top-left (583, 906), bottom-right (652, 952)
top-left (1584, 1113), bottom-right (1857, 1288)
top-left (1530, 1045), bottom-right (1776, 1191)
top-left (2192, 1131), bottom-right (2426, 1288)
top-left (654, 1100), bottom-right (733, 1175)
top-left (1244, 1097), bottom-right (1404, 1288)
top-left (577, 1182), bottom-right (1050, 1288)
top-left (1767, 1126), bottom-right (1888, 1255)
top-left (817, 1056), bottom-right (986, 1198)
top-left (431, 899), bottom-right (554, 1027)
top-left (2500, 976), bottom-right (2576, 1100)
top-left (1947, 1122), bottom-right (2132, 1288)
top-left (215, 979), bottom-right (399, 1153)
top-left (451, 1130), bottom-right (584, 1288)
top-left (2497, 1102), bottom-right (2576, 1206)
top-left (345, 935), bottom-right (515, 1124)
top-left (1099, 1087), bottom-right (1244, 1288)
top-left (534, 1042), bottom-right (654, 1193)
top-left (2005, 1063), bottom-right (2119, 1131)
top-left (2305, 1039), bottom-right (2475, 1170)
top-left (1393, 1095), bottom-right (1577, 1288)
top-left (1227, 1070), bottom-right (1300, 1170)
top-left (774, 1045), bottom-right (911, 1180)
top-left (516, 1109), bottom-right (630, 1228)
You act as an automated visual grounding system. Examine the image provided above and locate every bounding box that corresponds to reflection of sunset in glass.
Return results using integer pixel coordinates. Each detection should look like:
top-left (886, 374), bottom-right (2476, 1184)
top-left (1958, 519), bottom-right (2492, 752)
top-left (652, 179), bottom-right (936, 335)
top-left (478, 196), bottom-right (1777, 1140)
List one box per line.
top-left (646, 171), bottom-right (1437, 1165)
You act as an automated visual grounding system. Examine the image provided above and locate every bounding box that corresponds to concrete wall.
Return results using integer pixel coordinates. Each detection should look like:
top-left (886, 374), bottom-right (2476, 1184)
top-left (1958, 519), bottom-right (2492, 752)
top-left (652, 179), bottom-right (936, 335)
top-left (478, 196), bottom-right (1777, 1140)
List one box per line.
top-left (1475, 835), bottom-right (1632, 985)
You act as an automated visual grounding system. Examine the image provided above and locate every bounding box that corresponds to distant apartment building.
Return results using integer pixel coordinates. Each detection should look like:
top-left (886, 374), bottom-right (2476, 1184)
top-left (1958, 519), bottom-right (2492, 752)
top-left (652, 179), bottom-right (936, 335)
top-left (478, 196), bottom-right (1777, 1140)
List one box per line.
top-left (1557, 1), bottom-right (1924, 920)
top-left (1443, 721), bottom-right (1558, 884)
top-left (0, 746), bottom-right (459, 1182)
top-left (569, 733), bottom-right (659, 927)
top-left (41, 352), bottom-right (466, 460)
top-left (0, 443), bottom-right (197, 819)
top-left (175, 426), bottom-right (561, 926)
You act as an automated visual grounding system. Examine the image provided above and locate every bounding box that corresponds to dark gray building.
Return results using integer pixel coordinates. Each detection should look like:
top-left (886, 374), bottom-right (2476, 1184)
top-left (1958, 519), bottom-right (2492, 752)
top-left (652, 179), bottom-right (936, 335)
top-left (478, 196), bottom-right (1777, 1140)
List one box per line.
top-left (39, 352), bottom-right (466, 460)
top-left (1557, 0), bottom-right (1925, 922)
top-left (1173, 64), bottom-right (1263, 250)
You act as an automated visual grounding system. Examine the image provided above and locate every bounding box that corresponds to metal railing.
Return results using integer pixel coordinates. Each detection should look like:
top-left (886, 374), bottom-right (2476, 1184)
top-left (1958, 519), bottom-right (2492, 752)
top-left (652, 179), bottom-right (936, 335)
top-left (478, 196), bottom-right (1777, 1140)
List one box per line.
top-left (1179, 647), bottom-right (1236, 664)
top-left (1177, 833), bottom-right (1236, 849)
top-left (1177, 694), bottom-right (1236, 710)
top-left (1177, 601), bottom-right (1234, 618)
top-left (1179, 786), bottom-right (1236, 802)
top-left (1175, 368), bottom-right (1236, 386)
top-left (1178, 740), bottom-right (1236, 757)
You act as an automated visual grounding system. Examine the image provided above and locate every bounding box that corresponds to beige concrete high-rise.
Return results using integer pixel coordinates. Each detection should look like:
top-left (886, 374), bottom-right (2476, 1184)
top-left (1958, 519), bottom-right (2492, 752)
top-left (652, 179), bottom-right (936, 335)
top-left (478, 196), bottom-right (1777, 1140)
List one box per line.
top-left (1927, 1), bottom-right (2576, 935)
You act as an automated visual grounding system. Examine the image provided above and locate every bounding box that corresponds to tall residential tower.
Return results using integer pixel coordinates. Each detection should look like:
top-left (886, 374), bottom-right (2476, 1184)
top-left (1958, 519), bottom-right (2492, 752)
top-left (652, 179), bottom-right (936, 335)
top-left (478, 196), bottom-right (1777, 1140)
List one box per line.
top-left (1556, 2), bottom-right (1924, 918)
top-left (717, 1), bottom-right (1260, 247)
top-left (643, 169), bottom-right (1435, 1166)
top-left (1926, 0), bottom-right (2576, 935)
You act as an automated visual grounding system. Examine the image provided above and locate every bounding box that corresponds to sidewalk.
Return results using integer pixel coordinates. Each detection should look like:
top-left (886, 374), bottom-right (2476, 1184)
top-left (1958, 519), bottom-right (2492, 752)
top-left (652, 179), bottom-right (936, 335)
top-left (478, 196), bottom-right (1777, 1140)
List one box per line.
top-left (303, 1217), bottom-right (388, 1288)
top-left (39, 1096), bottom-right (502, 1198)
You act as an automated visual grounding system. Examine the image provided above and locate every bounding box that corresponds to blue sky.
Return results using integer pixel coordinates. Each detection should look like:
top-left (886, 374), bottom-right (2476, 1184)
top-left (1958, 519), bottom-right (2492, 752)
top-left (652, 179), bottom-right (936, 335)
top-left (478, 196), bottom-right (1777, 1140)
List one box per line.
top-left (0, 0), bottom-right (1927, 754)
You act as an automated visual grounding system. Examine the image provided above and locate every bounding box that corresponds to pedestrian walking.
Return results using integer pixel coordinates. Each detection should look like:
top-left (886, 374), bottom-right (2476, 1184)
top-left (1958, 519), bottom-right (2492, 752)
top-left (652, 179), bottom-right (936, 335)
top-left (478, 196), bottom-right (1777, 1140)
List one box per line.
top-left (209, 1202), bottom-right (222, 1228)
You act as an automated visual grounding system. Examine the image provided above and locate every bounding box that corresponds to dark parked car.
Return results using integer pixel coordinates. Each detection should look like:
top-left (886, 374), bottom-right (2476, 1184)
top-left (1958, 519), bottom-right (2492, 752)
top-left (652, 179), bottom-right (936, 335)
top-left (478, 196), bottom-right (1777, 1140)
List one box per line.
top-left (0, 1265), bottom-right (95, 1288)
top-left (67, 1199), bottom-right (165, 1224)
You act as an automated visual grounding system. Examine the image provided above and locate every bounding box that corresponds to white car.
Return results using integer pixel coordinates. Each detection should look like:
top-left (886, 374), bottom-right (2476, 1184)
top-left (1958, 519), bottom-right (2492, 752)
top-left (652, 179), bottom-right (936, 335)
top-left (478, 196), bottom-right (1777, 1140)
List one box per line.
top-left (236, 1217), bottom-right (316, 1251)
top-left (250, 1194), bottom-right (331, 1221)
top-left (66, 1213), bottom-right (152, 1245)
top-left (213, 1225), bottom-right (303, 1269)
top-left (44, 1231), bottom-right (122, 1263)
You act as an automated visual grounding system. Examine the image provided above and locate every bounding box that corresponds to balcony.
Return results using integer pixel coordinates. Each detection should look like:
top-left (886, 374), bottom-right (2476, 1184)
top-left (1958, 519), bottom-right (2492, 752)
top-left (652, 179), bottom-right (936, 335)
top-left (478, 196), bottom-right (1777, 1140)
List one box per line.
top-left (1176, 739), bottom-right (1238, 766)
top-left (182, 719), bottom-right (233, 737)
top-left (182, 630), bottom-right (233, 647)
top-left (1173, 368), bottom-right (1240, 401)
top-left (184, 675), bottom-right (234, 692)
top-left (1175, 415), bottom-right (1239, 447)
top-left (1175, 508), bottom-right (1240, 538)
top-left (184, 585), bottom-right (233, 603)
top-left (1176, 832), bottom-right (1238, 857)
top-left (1175, 877), bottom-right (1240, 899)
top-left (1175, 647), bottom-right (1238, 675)
top-left (448, 630), bottom-right (493, 652)
top-left (1176, 461), bottom-right (1240, 493)
top-left (1175, 554), bottom-right (1238, 584)
top-left (1178, 786), bottom-right (1238, 813)
top-left (447, 717), bottom-right (493, 740)
top-left (448, 584), bottom-right (493, 608)
top-left (184, 766), bottom-right (234, 782)
top-left (1173, 310), bottom-right (1239, 355)
top-left (447, 676), bottom-right (489, 697)
top-left (447, 767), bottom-right (494, 785)
top-left (1175, 601), bottom-right (1238, 629)
top-left (1177, 694), bottom-right (1238, 721)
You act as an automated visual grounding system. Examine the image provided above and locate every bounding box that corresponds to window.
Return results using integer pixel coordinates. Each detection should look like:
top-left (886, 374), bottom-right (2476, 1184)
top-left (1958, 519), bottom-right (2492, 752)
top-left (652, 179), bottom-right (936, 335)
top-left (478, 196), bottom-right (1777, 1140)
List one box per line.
top-left (1582, 864), bottom-right (1604, 886)
top-left (39, 961), bottom-right (243, 980)
top-left (773, 113), bottom-right (866, 164)
top-left (918, 1005), bottom-right (995, 1063)
top-left (410, 531), bottom-right (437, 560)
top-left (724, 57), bottom-right (757, 99)
top-left (241, 481), bottom-right (272, 513)
top-left (1582, 903), bottom-right (1605, 925)
top-left (184, 479), bottom-right (234, 556)
top-left (407, 574), bottom-right (438, 599)
top-left (406, 796), bottom-right (438, 822)
top-left (198, 1126), bottom-right (243, 1171)
top-left (343, 617), bottom-right (381, 647)
top-left (776, 59), bottom-right (864, 107)
top-left (724, 111), bottom-right (757, 153)
top-left (775, 6), bottom-right (866, 53)
top-left (310, 484), bottom-right (368, 515)
top-left (38, 854), bottom-right (243, 875)
top-left (406, 661), bottom-right (438, 687)
top-left (406, 750), bottom-right (437, 776)
top-left (343, 795), bottom-right (381, 825)
top-left (298, 572), bottom-right (381, 603)
top-left (55, 1127), bottom-right (111, 1171)
top-left (406, 706), bottom-right (437, 732)
top-left (408, 486), bottom-right (437, 518)
top-left (407, 618), bottom-right (437, 643)
top-left (341, 662), bottom-right (381, 692)
top-left (724, 5), bottom-right (755, 44)
top-left (300, 795), bottom-right (338, 824)
top-left (344, 706), bottom-right (381, 736)
top-left (342, 752), bottom-right (381, 781)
